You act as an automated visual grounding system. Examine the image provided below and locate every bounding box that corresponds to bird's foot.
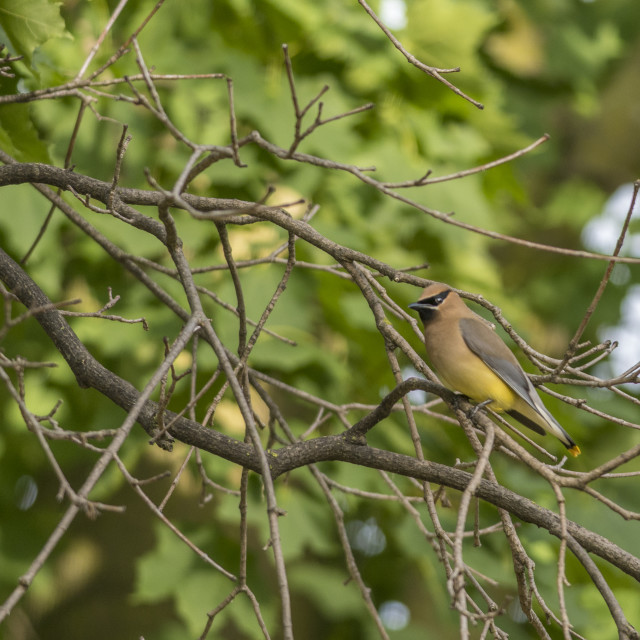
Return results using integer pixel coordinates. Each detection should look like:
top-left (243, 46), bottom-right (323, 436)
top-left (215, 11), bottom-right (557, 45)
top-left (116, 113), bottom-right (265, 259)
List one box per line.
top-left (469, 398), bottom-right (493, 419)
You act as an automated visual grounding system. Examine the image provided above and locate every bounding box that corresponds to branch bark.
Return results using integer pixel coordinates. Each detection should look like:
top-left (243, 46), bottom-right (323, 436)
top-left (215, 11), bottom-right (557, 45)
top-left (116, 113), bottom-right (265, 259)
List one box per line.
top-left (1, 245), bottom-right (639, 585)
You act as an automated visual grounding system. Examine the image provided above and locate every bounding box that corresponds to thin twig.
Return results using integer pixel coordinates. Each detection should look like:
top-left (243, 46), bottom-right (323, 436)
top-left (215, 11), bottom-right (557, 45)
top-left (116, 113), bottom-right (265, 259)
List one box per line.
top-left (357, 0), bottom-right (483, 109)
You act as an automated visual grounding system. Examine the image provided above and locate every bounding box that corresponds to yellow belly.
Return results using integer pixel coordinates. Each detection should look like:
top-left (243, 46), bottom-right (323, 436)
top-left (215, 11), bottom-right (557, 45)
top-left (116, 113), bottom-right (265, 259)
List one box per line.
top-left (435, 359), bottom-right (517, 412)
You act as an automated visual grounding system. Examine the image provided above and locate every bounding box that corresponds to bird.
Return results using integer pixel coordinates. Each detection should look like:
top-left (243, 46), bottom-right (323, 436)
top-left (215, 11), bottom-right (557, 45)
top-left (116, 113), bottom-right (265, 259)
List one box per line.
top-left (409, 282), bottom-right (580, 457)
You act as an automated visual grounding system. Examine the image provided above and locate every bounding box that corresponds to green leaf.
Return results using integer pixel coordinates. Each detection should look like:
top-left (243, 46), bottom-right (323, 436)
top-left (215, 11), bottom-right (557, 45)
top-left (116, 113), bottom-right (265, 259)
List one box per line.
top-left (0, 103), bottom-right (50, 162)
top-left (276, 483), bottom-right (340, 560)
top-left (134, 524), bottom-right (198, 603)
top-left (288, 563), bottom-right (363, 618)
top-left (0, 0), bottom-right (68, 62)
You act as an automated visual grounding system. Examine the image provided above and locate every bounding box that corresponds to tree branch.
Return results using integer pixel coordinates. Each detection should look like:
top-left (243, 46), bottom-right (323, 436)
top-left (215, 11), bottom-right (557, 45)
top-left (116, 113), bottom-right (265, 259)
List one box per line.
top-left (1, 246), bottom-right (639, 586)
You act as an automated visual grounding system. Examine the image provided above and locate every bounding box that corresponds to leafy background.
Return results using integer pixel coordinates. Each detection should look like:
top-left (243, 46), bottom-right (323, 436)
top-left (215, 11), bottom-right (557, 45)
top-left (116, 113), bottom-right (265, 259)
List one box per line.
top-left (0, 0), bottom-right (639, 638)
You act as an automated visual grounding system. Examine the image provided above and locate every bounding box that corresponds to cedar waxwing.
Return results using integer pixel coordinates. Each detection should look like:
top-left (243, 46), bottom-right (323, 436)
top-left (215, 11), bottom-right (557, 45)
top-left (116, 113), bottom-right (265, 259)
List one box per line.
top-left (409, 283), bottom-right (580, 456)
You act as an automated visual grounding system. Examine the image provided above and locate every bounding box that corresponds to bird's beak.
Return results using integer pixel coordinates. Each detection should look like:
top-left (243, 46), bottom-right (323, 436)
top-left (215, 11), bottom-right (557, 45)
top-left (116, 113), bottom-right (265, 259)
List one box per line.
top-left (408, 301), bottom-right (435, 311)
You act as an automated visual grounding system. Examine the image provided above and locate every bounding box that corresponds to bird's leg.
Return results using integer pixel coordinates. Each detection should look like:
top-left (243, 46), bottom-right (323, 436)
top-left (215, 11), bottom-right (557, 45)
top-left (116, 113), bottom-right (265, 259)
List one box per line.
top-left (469, 398), bottom-right (493, 418)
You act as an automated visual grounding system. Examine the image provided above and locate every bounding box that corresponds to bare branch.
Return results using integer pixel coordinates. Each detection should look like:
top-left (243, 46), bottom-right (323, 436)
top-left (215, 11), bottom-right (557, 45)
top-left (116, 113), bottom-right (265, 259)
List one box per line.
top-left (357, 0), bottom-right (484, 109)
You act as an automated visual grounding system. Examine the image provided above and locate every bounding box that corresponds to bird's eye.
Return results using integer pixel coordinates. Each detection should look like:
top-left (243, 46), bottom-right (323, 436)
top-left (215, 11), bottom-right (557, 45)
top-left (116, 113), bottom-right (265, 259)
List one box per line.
top-left (433, 290), bottom-right (450, 305)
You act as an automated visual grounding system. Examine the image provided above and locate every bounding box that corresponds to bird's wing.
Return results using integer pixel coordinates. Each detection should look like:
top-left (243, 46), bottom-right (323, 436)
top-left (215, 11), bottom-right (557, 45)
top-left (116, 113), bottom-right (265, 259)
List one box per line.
top-left (459, 317), bottom-right (579, 454)
top-left (459, 317), bottom-right (555, 425)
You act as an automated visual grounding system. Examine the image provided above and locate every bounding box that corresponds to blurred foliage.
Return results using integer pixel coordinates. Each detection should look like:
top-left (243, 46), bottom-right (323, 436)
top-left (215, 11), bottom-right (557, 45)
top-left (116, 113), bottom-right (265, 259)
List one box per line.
top-left (1, 0), bottom-right (639, 639)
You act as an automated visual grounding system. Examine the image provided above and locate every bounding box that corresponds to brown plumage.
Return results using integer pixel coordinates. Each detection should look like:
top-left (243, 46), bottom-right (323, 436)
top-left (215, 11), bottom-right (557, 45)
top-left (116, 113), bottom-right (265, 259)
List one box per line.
top-left (409, 283), bottom-right (580, 456)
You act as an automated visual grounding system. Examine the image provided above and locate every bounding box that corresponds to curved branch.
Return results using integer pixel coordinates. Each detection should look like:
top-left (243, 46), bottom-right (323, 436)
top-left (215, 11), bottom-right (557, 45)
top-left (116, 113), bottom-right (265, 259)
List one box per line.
top-left (0, 161), bottom-right (428, 286)
top-left (1, 246), bottom-right (639, 585)
top-left (2, 160), bottom-right (640, 266)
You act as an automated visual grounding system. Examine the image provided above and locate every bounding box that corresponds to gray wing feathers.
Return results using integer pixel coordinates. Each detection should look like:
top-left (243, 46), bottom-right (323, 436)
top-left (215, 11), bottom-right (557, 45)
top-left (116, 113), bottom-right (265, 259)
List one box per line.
top-left (459, 317), bottom-right (562, 429)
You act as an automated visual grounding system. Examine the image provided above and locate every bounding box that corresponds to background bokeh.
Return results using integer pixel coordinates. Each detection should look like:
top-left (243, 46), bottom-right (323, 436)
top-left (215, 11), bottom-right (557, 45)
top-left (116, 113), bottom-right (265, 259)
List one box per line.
top-left (1, 0), bottom-right (639, 638)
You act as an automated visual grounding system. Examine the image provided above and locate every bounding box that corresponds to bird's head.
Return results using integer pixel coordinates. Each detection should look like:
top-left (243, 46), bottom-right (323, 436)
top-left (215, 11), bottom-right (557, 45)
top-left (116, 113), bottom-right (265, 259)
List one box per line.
top-left (408, 283), bottom-right (455, 324)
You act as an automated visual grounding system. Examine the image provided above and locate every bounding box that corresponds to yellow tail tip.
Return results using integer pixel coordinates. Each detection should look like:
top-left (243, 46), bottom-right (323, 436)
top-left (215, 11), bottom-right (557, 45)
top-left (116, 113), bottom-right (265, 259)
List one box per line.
top-left (568, 445), bottom-right (581, 457)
